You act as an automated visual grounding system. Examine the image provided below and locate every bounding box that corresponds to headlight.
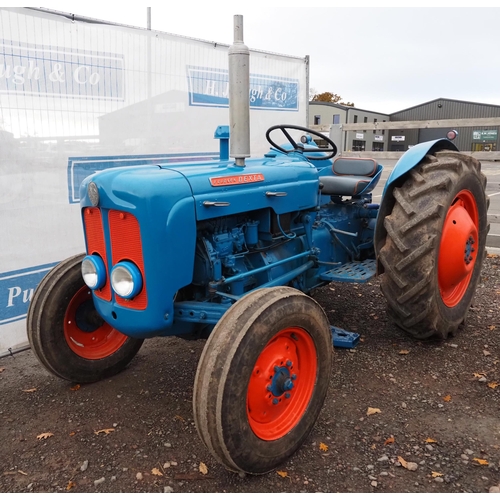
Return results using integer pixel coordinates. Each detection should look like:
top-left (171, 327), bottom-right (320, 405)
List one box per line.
top-left (81, 255), bottom-right (106, 290)
top-left (110, 262), bottom-right (143, 299)
top-left (88, 182), bottom-right (99, 207)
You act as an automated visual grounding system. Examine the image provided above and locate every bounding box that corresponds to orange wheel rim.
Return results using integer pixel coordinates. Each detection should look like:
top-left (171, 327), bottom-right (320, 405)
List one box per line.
top-left (438, 190), bottom-right (479, 307)
top-left (246, 327), bottom-right (317, 441)
top-left (64, 286), bottom-right (127, 359)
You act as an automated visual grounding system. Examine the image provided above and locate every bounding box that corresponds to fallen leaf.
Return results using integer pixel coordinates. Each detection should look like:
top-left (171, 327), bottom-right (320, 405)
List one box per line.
top-left (473, 458), bottom-right (489, 466)
top-left (489, 325), bottom-right (496, 331)
top-left (398, 456), bottom-right (408, 468)
top-left (199, 462), bottom-right (208, 475)
top-left (371, 444), bottom-right (377, 450)
top-left (0, 367), bottom-right (5, 373)
top-left (174, 415), bottom-right (185, 422)
top-left (367, 407), bottom-right (381, 416)
top-left (36, 432), bottom-right (54, 440)
top-left (431, 472), bottom-right (443, 478)
top-left (473, 373), bottom-right (487, 378)
top-left (22, 388), bottom-right (37, 393)
top-left (384, 436), bottom-right (395, 445)
top-left (70, 384), bottom-right (81, 391)
top-left (399, 350), bottom-right (410, 355)
top-left (94, 428), bottom-right (115, 435)
top-left (319, 442), bottom-right (329, 452)
top-left (67, 480), bottom-right (76, 490)
top-left (69, 432), bottom-right (76, 437)
top-left (18, 470), bottom-right (28, 476)
top-left (152, 468), bottom-right (163, 476)
top-left (488, 382), bottom-right (499, 389)
top-left (443, 395), bottom-right (452, 402)
top-left (276, 470), bottom-right (288, 478)
top-left (425, 438), bottom-right (437, 443)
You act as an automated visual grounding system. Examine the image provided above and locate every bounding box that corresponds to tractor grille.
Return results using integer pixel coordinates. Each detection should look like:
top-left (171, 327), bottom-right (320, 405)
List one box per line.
top-left (108, 210), bottom-right (148, 310)
top-left (82, 208), bottom-right (147, 309)
top-left (83, 207), bottom-right (112, 301)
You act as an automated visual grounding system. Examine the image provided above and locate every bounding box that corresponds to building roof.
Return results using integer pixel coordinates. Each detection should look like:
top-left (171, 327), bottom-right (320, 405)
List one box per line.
top-left (390, 97), bottom-right (500, 116)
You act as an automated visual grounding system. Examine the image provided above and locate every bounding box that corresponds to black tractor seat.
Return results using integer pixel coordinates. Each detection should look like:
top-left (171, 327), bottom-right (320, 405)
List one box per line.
top-left (319, 157), bottom-right (382, 196)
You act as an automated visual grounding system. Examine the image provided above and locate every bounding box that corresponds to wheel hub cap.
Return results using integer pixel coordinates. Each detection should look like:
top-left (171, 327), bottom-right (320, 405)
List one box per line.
top-left (246, 327), bottom-right (317, 441)
top-left (438, 190), bottom-right (479, 307)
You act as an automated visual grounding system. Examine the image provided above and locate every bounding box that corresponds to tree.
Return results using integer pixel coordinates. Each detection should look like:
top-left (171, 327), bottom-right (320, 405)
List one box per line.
top-left (311, 91), bottom-right (354, 107)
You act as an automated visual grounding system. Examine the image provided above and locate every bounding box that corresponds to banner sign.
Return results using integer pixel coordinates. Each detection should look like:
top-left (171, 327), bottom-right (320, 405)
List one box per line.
top-left (187, 66), bottom-right (299, 111)
top-left (472, 130), bottom-right (498, 141)
top-left (0, 263), bottom-right (58, 326)
top-left (0, 40), bottom-right (124, 100)
top-left (67, 152), bottom-right (220, 204)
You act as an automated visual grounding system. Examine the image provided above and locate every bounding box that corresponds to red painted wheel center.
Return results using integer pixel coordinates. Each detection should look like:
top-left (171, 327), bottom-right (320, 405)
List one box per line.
top-left (64, 286), bottom-right (127, 359)
top-left (438, 190), bottom-right (479, 307)
top-left (246, 327), bottom-right (317, 441)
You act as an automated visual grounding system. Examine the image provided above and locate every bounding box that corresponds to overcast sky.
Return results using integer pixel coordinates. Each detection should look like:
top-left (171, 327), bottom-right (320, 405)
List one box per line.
top-left (18, 2), bottom-right (500, 114)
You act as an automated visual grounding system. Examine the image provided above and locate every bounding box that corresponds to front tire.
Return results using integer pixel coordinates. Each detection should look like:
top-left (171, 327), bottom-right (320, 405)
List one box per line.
top-left (378, 151), bottom-right (489, 339)
top-left (193, 287), bottom-right (333, 474)
top-left (27, 254), bottom-right (144, 383)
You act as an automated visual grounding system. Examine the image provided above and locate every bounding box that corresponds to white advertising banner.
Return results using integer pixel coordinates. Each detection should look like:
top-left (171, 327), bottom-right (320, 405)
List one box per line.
top-left (0, 7), bottom-right (308, 355)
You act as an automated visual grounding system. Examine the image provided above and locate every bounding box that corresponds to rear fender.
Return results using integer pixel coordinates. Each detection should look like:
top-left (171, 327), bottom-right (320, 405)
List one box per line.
top-left (374, 139), bottom-right (459, 267)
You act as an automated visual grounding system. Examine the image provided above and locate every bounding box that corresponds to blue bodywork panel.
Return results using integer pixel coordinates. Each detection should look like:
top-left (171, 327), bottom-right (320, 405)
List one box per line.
top-left (383, 138), bottom-right (458, 195)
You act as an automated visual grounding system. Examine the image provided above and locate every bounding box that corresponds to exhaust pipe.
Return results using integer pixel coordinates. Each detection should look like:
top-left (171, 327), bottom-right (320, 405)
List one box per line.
top-left (228, 14), bottom-right (250, 167)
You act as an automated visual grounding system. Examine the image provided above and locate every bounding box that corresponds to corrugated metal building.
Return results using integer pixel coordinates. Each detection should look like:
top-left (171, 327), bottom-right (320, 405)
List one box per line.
top-left (310, 97), bottom-right (500, 153)
top-left (388, 98), bottom-right (500, 152)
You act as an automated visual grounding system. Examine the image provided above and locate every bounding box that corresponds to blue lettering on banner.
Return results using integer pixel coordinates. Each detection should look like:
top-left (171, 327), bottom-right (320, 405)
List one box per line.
top-left (67, 152), bottom-right (220, 204)
top-left (187, 66), bottom-right (299, 111)
top-left (0, 263), bottom-right (59, 325)
top-left (0, 40), bottom-right (124, 100)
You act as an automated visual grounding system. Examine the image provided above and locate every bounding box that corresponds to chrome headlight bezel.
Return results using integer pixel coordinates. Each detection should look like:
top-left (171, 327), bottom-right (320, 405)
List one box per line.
top-left (110, 261), bottom-right (143, 299)
top-left (81, 255), bottom-right (106, 290)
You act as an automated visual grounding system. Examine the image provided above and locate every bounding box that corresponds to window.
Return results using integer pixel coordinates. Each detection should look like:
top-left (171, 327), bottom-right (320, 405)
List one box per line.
top-left (333, 114), bottom-right (340, 124)
top-left (373, 118), bottom-right (378, 134)
top-left (314, 115), bottom-right (321, 125)
top-left (352, 139), bottom-right (365, 152)
top-left (363, 116), bottom-right (367, 133)
top-left (353, 115), bottom-right (358, 123)
top-left (382, 120), bottom-right (386, 135)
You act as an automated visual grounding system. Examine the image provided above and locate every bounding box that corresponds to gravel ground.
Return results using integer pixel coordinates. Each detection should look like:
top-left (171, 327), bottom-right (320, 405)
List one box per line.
top-left (0, 254), bottom-right (499, 494)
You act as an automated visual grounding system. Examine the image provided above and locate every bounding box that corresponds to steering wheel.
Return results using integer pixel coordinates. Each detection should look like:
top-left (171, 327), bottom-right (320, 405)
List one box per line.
top-left (265, 124), bottom-right (338, 160)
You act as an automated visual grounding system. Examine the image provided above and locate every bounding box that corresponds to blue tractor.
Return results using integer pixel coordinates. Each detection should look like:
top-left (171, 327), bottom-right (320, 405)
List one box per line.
top-left (27, 16), bottom-right (489, 475)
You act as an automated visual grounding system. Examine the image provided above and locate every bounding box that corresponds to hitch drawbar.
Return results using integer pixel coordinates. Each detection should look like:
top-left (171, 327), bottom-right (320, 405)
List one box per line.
top-left (331, 326), bottom-right (360, 348)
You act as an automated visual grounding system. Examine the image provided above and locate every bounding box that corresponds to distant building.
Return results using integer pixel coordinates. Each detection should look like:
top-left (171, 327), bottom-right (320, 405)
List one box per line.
top-left (309, 101), bottom-right (389, 152)
top-left (309, 97), bottom-right (500, 153)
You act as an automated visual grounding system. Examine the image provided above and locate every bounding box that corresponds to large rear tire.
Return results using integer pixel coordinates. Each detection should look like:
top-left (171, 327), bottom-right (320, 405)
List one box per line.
top-left (193, 287), bottom-right (333, 474)
top-left (27, 254), bottom-right (144, 383)
top-left (378, 151), bottom-right (489, 339)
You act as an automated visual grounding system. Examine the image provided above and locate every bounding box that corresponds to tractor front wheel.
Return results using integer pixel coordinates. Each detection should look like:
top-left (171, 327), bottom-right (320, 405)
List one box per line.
top-left (378, 151), bottom-right (489, 339)
top-left (193, 287), bottom-right (333, 474)
top-left (27, 254), bottom-right (144, 383)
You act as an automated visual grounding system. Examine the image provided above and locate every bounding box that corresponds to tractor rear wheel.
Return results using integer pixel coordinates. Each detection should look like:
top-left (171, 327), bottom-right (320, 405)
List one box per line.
top-left (193, 286), bottom-right (333, 474)
top-left (378, 151), bottom-right (489, 339)
top-left (27, 254), bottom-right (144, 383)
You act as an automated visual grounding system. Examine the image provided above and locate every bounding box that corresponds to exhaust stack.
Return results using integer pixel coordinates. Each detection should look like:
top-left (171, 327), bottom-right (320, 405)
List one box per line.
top-left (228, 14), bottom-right (250, 167)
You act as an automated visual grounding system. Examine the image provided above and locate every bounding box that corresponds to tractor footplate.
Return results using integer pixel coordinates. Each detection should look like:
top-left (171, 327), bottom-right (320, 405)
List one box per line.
top-left (320, 259), bottom-right (376, 283)
top-left (331, 326), bottom-right (360, 348)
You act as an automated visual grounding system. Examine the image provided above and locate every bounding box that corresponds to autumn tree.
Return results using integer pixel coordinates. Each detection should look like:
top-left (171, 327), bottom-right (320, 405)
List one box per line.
top-left (311, 91), bottom-right (354, 107)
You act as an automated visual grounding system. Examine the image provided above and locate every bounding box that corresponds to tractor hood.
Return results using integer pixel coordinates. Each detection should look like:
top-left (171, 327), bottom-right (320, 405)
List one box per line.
top-left (158, 155), bottom-right (320, 220)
